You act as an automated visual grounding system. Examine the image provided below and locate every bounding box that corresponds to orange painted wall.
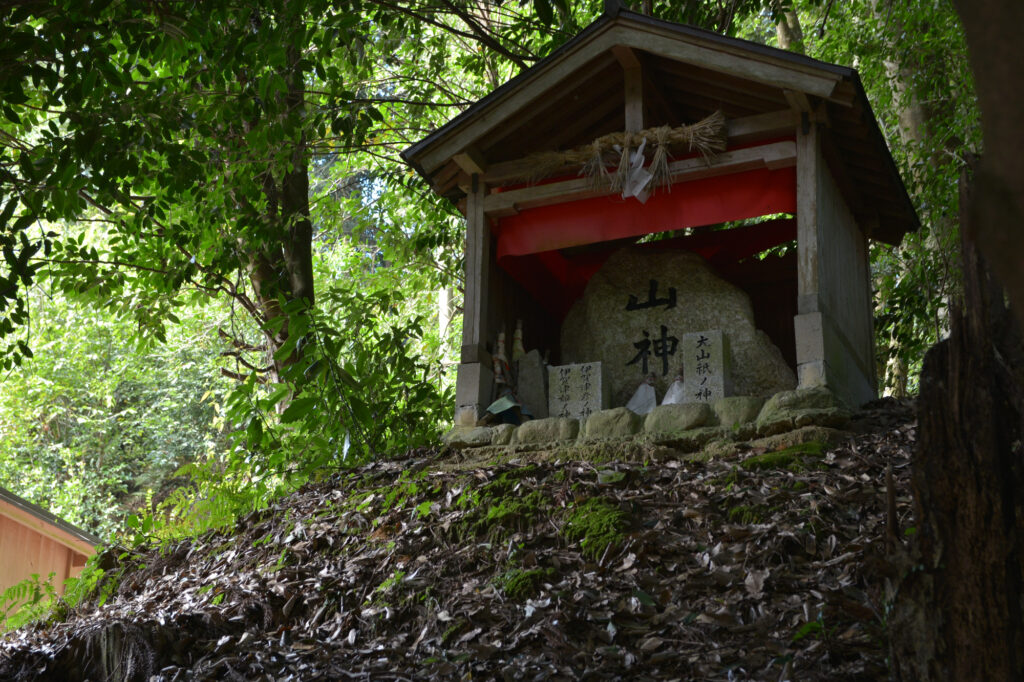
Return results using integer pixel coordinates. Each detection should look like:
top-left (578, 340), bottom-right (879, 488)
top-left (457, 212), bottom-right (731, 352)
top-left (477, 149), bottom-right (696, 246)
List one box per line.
top-left (0, 514), bottom-right (90, 597)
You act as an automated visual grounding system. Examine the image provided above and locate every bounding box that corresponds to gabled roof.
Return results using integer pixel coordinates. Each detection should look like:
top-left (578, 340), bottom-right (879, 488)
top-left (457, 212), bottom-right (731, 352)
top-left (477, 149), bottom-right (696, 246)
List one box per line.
top-left (403, 7), bottom-right (918, 245)
top-left (0, 485), bottom-right (100, 557)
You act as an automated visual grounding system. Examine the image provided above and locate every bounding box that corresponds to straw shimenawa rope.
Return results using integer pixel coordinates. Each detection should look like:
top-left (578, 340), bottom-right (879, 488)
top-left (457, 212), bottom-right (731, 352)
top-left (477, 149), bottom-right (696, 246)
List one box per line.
top-left (521, 110), bottom-right (727, 193)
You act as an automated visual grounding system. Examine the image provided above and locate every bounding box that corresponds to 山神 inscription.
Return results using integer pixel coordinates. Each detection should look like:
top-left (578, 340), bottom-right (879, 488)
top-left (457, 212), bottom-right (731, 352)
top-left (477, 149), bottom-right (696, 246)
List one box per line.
top-left (625, 279), bottom-right (677, 311)
top-left (625, 324), bottom-right (679, 377)
top-left (624, 280), bottom-right (679, 378)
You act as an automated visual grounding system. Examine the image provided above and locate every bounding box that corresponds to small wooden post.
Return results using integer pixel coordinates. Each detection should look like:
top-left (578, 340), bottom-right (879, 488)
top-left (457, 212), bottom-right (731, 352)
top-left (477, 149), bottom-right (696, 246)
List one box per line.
top-left (613, 46), bottom-right (644, 133)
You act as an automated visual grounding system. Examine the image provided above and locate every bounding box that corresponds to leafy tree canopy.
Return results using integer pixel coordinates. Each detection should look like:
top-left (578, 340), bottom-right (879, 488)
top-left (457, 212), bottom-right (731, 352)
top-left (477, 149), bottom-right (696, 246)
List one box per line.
top-left (0, 0), bottom-right (981, 536)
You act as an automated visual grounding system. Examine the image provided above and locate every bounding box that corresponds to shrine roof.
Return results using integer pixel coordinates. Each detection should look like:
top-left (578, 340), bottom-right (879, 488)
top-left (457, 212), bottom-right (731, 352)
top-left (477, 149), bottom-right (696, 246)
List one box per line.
top-left (403, 6), bottom-right (919, 245)
top-left (0, 485), bottom-right (100, 557)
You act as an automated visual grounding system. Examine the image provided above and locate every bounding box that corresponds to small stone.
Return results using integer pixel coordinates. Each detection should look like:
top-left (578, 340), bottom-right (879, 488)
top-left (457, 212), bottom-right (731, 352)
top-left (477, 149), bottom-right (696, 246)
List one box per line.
top-left (771, 385), bottom-right (843, 410)
top-left (582, 407), bottom-right (643, 440)
top-left (650, 425), bottom-right (726, 452)
top-left (490, 423), bottom-right (516, 446)
top-left (749, 425), bottom-right (850, 452)
top-left (703, 438), bottom-right (741, 460)
top-left (547, 362), bottom-right (608, 421)
top-left (714, 396), bottom-right (766, 430)
top-left (755, 387), bottom-right (851, 436)
top-left (516, 349), bottom-right (549, 419)
top-left (513, 417), bottom-right (580, 444)
top-left (681, 330), bottom-right (730, 403)
top-left (443, 426), bottom-right (493, 448)
top-left (644, 402), bottom-right (714, 434)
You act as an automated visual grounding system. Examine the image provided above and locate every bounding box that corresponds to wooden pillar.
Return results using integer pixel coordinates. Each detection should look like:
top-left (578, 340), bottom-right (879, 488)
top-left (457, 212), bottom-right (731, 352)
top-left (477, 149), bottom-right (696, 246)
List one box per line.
top-left (454, 173), bottom-right (493, 425)
top-left (795, 112), bottom-right (820, 312)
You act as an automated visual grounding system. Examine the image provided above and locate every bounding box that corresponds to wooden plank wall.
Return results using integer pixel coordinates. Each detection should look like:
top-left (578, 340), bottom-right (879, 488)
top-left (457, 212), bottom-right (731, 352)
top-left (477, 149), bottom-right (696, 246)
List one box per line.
top-left (795, 119), bottom-right (877, 406)
top-left (0, 515), bottom-right (85, 598)
top-left (816, 153), bottom-right (875, 375)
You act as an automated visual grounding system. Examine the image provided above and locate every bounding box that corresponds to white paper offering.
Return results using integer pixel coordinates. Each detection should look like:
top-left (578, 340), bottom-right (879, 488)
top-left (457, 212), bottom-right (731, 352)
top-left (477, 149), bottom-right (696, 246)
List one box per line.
top-left (625, 382), bottom-right (657, 415)
top-left (661, 377), bottom-right (686, 405)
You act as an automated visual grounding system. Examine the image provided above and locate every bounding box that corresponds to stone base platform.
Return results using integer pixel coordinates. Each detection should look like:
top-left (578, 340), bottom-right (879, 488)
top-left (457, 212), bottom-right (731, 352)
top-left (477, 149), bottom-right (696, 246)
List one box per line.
top-left (443, 386), bottom-right (851, 459)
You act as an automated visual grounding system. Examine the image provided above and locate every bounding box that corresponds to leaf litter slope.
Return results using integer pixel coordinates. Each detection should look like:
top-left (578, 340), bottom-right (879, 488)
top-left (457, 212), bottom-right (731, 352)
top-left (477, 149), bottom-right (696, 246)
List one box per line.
top-left (0, 400), bottom-right (916, 681)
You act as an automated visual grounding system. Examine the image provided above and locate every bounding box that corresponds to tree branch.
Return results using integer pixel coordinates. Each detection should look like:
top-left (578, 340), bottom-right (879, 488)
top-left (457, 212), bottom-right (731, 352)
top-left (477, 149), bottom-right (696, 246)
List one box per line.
top-left (220, 367), bottom-right (268, 383)
top-left (219, 349), bottom-right (274, 373)
top-left (217, 327), bottom-right (267, 352)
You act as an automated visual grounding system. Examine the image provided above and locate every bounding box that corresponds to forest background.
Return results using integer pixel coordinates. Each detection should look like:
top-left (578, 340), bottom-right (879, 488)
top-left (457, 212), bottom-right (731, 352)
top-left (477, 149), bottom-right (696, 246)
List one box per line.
top-left (0, 0), bottom-right (977, 541)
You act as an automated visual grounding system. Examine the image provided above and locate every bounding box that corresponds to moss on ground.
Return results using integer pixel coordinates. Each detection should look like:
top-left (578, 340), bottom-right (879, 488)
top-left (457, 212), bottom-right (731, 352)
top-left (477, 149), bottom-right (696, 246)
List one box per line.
top-left (494, 567), bottom-right (557, 600)
top-left (740, 441), bottom-right (828, 472)
top-left (715, 467), bottom-right (741, 489)
top-left (451, 465), bottom-right (550, 542)
top-left (562, 498), bottom-right (629, 560)
top-left (477, 490), bottom-right (546, 537)
top-left (726, 504), bottom-right (769, 524)
top-left (348, 469), bottom-right (439, 519)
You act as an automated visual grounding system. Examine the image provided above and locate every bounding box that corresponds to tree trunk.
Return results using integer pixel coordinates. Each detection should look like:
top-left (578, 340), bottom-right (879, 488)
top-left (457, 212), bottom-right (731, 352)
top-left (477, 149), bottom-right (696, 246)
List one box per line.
top-left (884, 339), bottom-right (908, 398)
top-left (888, 160), bottom-right (1024, 680)
top-left (870, 0), bottom-right (960, 390)
top-left (772, 1), bottom-right (804, 53)
top-left (243, 34), bottom-right (315, 383)
top-left (951, 0), bottom-right (1024, 326)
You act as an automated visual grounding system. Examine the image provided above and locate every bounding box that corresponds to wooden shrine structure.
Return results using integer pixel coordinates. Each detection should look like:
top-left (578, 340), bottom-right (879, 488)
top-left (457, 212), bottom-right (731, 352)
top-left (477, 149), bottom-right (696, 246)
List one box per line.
top-left (0, 486), bottom-right (98, 600)
top-left (403, 6), bottom-right (918, 423)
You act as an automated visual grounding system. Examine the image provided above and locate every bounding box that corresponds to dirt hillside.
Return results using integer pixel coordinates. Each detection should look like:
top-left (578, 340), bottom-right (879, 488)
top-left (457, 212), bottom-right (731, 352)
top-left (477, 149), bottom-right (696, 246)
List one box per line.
top-left (0, 399), bottom-right (915, 681)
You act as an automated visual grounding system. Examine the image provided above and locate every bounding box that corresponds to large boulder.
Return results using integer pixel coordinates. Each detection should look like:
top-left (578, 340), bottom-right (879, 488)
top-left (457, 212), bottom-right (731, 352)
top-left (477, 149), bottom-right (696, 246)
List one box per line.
top-left (561, 248), bottom-right (796, 407)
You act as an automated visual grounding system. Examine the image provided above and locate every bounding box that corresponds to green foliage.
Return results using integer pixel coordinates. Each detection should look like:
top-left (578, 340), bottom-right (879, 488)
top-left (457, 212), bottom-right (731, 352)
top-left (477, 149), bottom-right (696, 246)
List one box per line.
top-left (481, 490), bottom-right (547, 530)
top-left (793, 0), bottom-right (979, 392)
top-left (792, 617), bottom-right (825, 642)
top-left (215, 286), bottom-right (451, 481)
top-left (374, 570), bottom-right (407, 596)
top-left (0, 0), bottom-right (986, 553)
top-left (0, 0), bottom-right (501, 539)
top-left (61, 560), bottom-right (107, 610)
top-left (1, 573), bottom-right (59, 632)
top-left (1, 547), bottom-right (131, 633)
top-left (727, 504), bottom-right (769, 524)
top-left (0, 291), bottom-right (230, 536)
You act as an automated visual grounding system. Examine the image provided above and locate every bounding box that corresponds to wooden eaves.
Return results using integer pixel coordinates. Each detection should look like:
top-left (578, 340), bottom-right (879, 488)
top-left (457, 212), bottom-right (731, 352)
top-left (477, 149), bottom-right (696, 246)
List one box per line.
top-left (402, 6), bottom-right (919, 247)
top-left (0, 485), bottom-right (100, 558)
